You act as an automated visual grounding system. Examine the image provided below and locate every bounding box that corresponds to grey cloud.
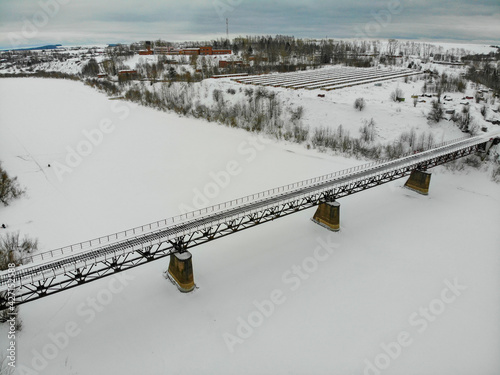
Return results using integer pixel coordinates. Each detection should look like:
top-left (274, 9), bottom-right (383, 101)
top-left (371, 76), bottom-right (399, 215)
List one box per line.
top-left (0, 0), bottom-right (498, 48)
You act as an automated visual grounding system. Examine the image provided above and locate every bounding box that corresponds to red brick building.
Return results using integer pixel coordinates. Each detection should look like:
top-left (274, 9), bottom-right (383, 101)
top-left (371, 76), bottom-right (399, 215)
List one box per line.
top-left (200, 46), bottom-right (232, 55)
top-left (219, 60), bottom-right (244, 68)
top-left (154, 46), bottom-right (232, 56)
top-left (139, 41), bottom-right (154, 55)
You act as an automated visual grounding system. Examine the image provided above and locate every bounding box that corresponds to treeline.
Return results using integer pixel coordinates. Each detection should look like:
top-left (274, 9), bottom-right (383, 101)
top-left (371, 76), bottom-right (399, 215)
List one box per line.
top-left (192, 36), bottom-right (475, 65)
top-left (0, 48), bottom-right (109, 73)
top-left (421, 70), bottom-right (468, 101)
top-left (224, 37), bottom-right (383, 71)
top-left (121, 82), bottom-right (310, 143)
top-left (136, 60), bottom-right (205, 83)
top-left (0, 71), bottom-right (79, 80)
top-left (84, 78), bottom-right (123, 96)
top-left (462, 48), bottom-right (500, 62)
top-left (140, 36), bottom-right (476, 62)
top-left (466, 64), bottom-right (500, 95)
top-left (311, 122), bottom-right (436, 161)
top-left (1, 49), bottom-right (75, 67)
top-left (79, 77), bottom-right (475, 165)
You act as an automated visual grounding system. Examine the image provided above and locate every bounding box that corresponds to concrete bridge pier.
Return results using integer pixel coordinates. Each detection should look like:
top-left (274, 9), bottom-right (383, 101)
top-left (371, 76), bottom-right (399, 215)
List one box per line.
top-left (404, 169), bottom-right (432, 195)
top-left (312, 200), bottom-right (341, 231)
top-left (166, 251), bottom-right (195, 293)
top-left (478, 137), bottom-right (500, 160)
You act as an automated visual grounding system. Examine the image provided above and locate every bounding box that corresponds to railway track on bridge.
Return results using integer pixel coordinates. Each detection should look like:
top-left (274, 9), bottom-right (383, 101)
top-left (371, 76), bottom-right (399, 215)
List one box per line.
top-left (1, 132), bottom-right (498, 308)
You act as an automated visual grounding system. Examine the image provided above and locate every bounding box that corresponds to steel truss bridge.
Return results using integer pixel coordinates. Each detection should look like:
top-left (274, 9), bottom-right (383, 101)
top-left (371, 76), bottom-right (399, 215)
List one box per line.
top-left (1, 133), bottom-right (498, 309)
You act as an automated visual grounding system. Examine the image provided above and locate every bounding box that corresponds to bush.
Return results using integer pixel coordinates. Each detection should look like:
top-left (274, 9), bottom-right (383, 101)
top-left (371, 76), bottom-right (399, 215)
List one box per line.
top-left (292, 123), bottom-right (309, 143)
top-left (390, 87), bottom-right (404, 102)
top-left (81, 58), bottom-right (100, 77)
top-left (427, 100), bottom-right (443, 123)
top-left (475, 91), bottom-right (481, 103)
top-left (0, 231), bottom-right (37, 270)
top-left (469, 122), bottom-right (481, 136)
top-left (452, 105), bottom-right (472, 131)
top-left (464, 155), bottom-right (482, 169)
top-left (492, 165), bottom-right (500, 183)
top-left (0, 72), bottom-right (79, 80)
top-left (212, 89), bottom-right (223, 103)
top-left (0, 163), bottom-right (25, 206)
top-left (84, 78), bottom-right (121, 96)
top-left (354, 97), bottom-right (366, 111)
top-left (0, 231), bottom-right (37, 325)
top-left (359, 118), bottom-right (375, 143)
top-left (290, 106), bottom-right (304, 121)
top-left (0, 307), bottom-right (22, 330)
top-left (480, 105), bottom-right (487, 118)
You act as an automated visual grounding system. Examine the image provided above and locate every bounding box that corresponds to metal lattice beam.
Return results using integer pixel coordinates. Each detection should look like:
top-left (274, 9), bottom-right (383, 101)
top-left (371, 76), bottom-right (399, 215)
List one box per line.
top-left (0, 135), bottom-right (495, 309)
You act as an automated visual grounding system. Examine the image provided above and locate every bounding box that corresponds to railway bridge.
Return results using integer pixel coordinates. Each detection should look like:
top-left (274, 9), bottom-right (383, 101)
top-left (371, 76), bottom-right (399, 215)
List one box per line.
top-left (1, 133), bottom-right (499, 309)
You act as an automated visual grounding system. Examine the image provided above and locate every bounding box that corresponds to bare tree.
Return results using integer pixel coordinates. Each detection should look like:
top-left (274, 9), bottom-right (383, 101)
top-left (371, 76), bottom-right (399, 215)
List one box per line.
top-left (390, 87), bottom-right (404, 102)
top-left (0, 163), bottom-right (25, 206)
top-left (0, 231), bottom-right (37, 270)
top-left (354, 97), bottom-right (366, 111)
top-left (359, 118), bottom-right (375, 143)
top-left (455, 105), bottom-right (472, 130)
top-left (475, 91), bottom-right (481, 104)
top-left (427, 100), bottom-right (443, 123)
top-left (480, 105), bottom-right (487, 118)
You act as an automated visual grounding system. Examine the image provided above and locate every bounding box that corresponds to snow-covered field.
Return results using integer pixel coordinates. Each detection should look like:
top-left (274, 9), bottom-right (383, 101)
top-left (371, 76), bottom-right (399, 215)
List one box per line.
top-left (181, 65), bottom-right (498, 144)
top-left (0, 78), bottom-right (499, 375)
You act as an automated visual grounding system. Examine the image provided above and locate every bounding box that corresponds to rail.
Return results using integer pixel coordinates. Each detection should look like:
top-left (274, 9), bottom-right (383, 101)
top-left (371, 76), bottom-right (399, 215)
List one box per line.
top-left (16, 134), bottom-right (478, 266)
top-left (0, 132), bottom-right (494, 293)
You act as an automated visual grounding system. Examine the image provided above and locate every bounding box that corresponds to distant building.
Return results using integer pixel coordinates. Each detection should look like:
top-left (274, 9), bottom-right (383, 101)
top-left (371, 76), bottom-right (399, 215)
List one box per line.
top-left (139, 41), bottom-right (153, 55)
top-left (434, 61), bottom-right (464, 66)
top-left (118, 70), bottom-right (138, 80)
top-left (199, 46), bottom-right (232, 55)
top-left (248, 56), bottom-right (268, 62)
top-left (154, 46), bottom-right (232, 56)
top-left (181, 48), bottom-right (201, 56)
top-left (154, 46), bottom-right (177, 55)
top-left (219, 60), bottom-right (243, 68)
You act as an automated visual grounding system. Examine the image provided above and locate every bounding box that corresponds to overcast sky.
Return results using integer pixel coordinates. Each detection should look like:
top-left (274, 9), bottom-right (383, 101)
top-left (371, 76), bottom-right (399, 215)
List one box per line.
top-left (1, 0), bottom-right (499, 49)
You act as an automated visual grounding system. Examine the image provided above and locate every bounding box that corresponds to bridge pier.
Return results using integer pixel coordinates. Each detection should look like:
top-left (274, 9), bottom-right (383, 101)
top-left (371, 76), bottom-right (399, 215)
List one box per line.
top-left (312, 201), bottom-right (340, 232)
top-left (478, 137), bottom-right (500, 160)
top-left (166, 251), bottom-right (195, 293)
top-left (404, 169), bottom-right (432, 195)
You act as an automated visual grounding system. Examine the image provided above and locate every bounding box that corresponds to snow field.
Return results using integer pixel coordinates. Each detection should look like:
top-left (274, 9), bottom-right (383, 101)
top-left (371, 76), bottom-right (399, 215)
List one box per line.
top-left (0, 77), bottom-right (498, 375)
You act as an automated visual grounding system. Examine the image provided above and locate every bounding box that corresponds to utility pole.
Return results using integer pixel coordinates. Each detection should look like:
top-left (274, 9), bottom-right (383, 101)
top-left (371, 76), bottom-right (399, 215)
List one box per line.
top-left (226, 18), bottom-right (229, 41)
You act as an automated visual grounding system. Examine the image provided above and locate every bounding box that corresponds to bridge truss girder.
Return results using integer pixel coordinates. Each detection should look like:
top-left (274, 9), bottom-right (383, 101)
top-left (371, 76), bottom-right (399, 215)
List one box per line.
top-left (0, 143), bottom-right (481, 309)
